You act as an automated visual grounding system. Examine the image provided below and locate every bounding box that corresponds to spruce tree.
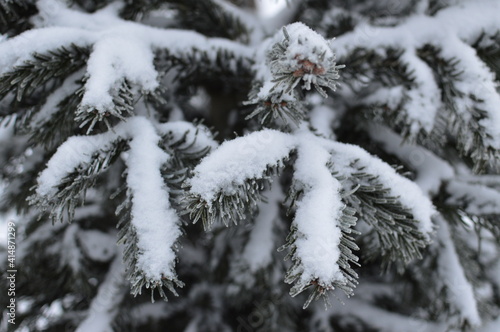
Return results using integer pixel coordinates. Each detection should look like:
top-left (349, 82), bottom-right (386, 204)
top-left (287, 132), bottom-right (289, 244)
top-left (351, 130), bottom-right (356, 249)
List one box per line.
top-left (0, 0), bottom-right (499, 331)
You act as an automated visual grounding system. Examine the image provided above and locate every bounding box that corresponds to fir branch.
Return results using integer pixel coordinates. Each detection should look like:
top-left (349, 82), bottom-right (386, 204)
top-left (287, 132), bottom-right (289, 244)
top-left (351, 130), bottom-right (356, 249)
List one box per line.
top-left (0, 0), bottom-right (37, 36)
top-left (427, 0), bottom-right (452, 16)
top-left (417, 44), bottom-right (500, 172)
top-left (29, 80), bottom-right (85, 149)
top-left (442, 178), bottom-right (500, 242)
top-left (29, 139), bottom-right (126, 224)
top-left (246, 23), bottom-right (344, 128)
top-left (122, 0), bottom-right (251, 43)
top-left (76, 79), bottom-right (135, 134)
top-left (268, 25), bottom-right (344, 98)
top-left (473, 31), bottom-right (500, 82)
top-left (185, 129), bottom-right (294, 229)
top-left (245, 89), bottom-right (306, 128)
top-left (69, 0), bottom-right (115, 12)
top-left (160, 125), bottom-right (215, 208)
top-left (0, 44), bottom-right (89, 112)
top-left (282, 181), bottom-right (359, 309)
top-left (339, 47), bottom-right (443, 141)
top-left (279, 137), bottom-right (360, 309)
top-left (185, 166), bottom-right (279, 230)
top-left (115, 188), bottom-right (184, 301)
top-left (155, 47), bottom-right (254, 89)
top-left (340, 162), bottom-right (429, 270)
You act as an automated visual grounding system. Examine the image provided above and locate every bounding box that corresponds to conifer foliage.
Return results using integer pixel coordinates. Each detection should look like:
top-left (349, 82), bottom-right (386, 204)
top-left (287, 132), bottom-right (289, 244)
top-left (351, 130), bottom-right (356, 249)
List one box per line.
top-left (0, 0), bottom-right (499, 331)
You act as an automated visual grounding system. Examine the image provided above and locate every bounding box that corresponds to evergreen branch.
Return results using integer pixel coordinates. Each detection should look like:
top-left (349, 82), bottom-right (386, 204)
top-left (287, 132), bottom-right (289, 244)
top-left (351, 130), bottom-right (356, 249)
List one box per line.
top-left (0, 44), bottom-right (89, 112)
top-left (473, 31), bottom-right (500, 82)
top-left (279, 136), bottom-right (359, 309)
top-left (122, 0), bottom-right (251, 43)
top-left (443, 178), bottom-right (500, 242)
top-left (115, 188), bottom-right (184, 301)
top-left (155, 47), bottom-right (254, 88)
top-left (299, 6), bottom-right (358, 38)
top-left (268, 25), bottom-right (344, 97)
top-left (340, 47), bottom-right (441, 141)
top-left (341, 163), bottom-right (429, 270)
top-left (185, 166), bottom-right (279, 230)
top-left (69, 0), bottom-right (115, 12)
top-left (418, 44), bottom-right (500, 172)
top-left (246, 23), bottom-right (343, 128)
top-left (427, 0), bottom-right (453, 16)
top-left (76, 79), bottom-right (135, 134)
top-left (282, 182), bottom-right (359, 309)
top-left (160, 125), bottom-right (215, 208)
top-left (29, 79), bottom-right (85, 149)
top-left (185, 129), bottom-right (295, 230)
top-left (245, 89), bottom-right (306, 128)
top-left (0, 0), bottom-right (37, 36)
top-left (29, 139), bottom-right (125, 224)
top-left (340, 47), bottom-right (414, 90)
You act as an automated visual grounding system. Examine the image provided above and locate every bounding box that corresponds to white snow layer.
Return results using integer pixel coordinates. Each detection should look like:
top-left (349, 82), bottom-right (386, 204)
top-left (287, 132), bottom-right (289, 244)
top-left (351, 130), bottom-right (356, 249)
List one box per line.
top-left (292, 132), bottom-right (345, 287)
top-left (312, 298), bottom-right (448, 332)
top-left (279, 22), bottom-right (335, 66)
top-left (435, 216), bottom-right (481, 326)
top-left (367, 125), bottom-right (454, 195)
top-left (189, 129), bottom-right (295, 203)
top-left (76, 256), bottom-right (126, 332)
top-left (36, 117), bottom-right (213, 281)
top-left (446, 180), bottom-right (500, 215)
top-left (124, 117), bottom-right (180, 280)
top-left (36, 129), bottom-right (116, 198)
top-left (241, 183), bottom-right (282, 272)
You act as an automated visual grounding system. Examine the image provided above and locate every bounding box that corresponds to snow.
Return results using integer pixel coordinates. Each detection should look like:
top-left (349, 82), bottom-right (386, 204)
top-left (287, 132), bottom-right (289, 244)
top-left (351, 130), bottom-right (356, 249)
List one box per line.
top-left (440, 38), bottom-right (500, 149)
top-left (312, 298), bottom-right (448, 332)
top-left (292, 132), bottom-right (345, 287)
top-left (35, 117), bottom-right (214, 281)
top-left (124, 117), bottom-right (181, 280)
top-left (79, 229), bottom-right (116, 262)
top-left (1, 0), bottom-right (251, 116)
top-left (331, 0), bottom-right (500, 140)
top-left (280, 22), bottom-right (335, 66)
top-left (191, 126), bottom-right (436, 288)
top-left (367, 125), bottom-right (454, 195)
top-left (36, 130), bottom-right (116, 198)
top-left (446, 180), bottom-right (500, 215)
top-left (189, 129), bottom-right (296, 203)
top-left (241, 183), bottom-right (282, 272)
top-left (399, 50), bottom-right (441, 134)
top-left (212, 0), bottom-right (264, 44)
top-left (156, 121), bottom-right (218, 152)
top-left (81, 35), bottom-right (158, 114)
top-left (0, 27), bottom-right (93, 76)
top-left (61, 224), bottom-right (83, 273)
top-left (75, 256), bottom-right (126, 332)
top-left (435, 215), bottom-right (481, 327)
top-left (332, 0), bottom-right (500, 56)
top-left (309, 101), bottom-right (338, 139)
